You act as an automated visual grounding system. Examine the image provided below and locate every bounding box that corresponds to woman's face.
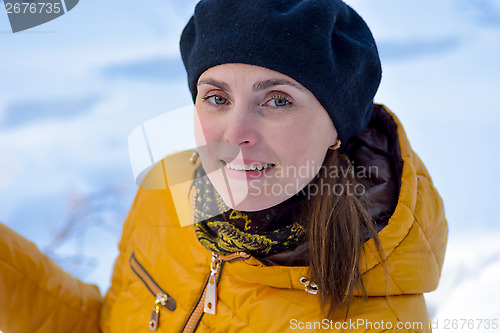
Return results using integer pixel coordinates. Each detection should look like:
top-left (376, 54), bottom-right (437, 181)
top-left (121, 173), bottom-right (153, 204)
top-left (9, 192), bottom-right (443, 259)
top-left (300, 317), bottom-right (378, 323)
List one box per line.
top-left (194, 63), bottom-right (337, 211)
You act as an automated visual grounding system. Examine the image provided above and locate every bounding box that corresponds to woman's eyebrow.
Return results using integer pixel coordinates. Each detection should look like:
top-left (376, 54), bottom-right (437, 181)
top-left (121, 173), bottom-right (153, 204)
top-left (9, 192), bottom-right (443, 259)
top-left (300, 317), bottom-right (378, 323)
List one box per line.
top-left (197, 78), bottom-right (303, 92)
top-left (252, 79), bottom-right (303, 91)
top-left (197, 79), bottom-right (231, 91)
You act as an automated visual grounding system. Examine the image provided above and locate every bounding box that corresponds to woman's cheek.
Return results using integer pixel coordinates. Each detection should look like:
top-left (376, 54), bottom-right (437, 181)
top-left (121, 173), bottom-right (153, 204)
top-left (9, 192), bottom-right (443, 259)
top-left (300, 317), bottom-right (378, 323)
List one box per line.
top-left (194, 110), bottom-right (212, 147)
top-left (198, 118), bottom-right (220, 143)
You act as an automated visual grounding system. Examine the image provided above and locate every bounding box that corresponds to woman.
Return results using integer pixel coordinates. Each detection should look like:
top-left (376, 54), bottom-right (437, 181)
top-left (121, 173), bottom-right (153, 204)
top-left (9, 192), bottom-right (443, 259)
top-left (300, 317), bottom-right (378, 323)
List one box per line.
top-left (0, 0), bottom-right (447, 332)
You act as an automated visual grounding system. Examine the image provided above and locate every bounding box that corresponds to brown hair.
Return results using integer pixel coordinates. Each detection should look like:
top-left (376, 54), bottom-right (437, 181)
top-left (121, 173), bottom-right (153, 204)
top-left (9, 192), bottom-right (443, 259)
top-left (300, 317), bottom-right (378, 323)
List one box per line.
top-left (303, 149), bottom-right (386, 317)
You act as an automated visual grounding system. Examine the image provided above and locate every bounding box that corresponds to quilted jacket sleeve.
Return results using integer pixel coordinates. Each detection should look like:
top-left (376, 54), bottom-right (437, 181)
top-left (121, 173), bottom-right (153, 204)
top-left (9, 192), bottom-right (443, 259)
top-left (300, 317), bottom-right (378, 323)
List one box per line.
top-left (100, 189), bottom-right (139, 332)
top-left (0, 222), bottom-right (103, 333)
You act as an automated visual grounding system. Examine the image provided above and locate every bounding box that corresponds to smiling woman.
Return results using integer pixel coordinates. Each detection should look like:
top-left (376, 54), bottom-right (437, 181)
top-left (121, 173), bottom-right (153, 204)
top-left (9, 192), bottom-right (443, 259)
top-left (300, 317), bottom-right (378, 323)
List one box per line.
top-left (0, 0), bottom-right (448, 332)
top-left (195, 63), bottom-right (337, 211)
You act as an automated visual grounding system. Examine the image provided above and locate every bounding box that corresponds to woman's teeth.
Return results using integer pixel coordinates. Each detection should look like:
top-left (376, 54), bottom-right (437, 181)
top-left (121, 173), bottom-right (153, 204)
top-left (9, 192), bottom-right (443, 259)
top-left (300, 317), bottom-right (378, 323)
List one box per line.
top-left (225, 162), bottom-right (274, 171)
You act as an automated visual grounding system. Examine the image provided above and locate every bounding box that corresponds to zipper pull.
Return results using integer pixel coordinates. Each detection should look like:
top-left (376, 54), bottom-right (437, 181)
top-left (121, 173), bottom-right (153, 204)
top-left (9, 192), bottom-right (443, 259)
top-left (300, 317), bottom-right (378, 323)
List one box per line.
top-left (149, 304), bottom-right (160, 331)
top-left (204, 253), bottom-right (222, 315)
top-left (149, 293), bottom-right (168, 331)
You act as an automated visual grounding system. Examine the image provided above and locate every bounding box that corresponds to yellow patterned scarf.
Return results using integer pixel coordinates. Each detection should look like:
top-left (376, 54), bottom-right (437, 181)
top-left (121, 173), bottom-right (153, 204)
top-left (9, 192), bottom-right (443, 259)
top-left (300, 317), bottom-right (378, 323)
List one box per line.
top-left (192, 165), bottom-right (307, 257)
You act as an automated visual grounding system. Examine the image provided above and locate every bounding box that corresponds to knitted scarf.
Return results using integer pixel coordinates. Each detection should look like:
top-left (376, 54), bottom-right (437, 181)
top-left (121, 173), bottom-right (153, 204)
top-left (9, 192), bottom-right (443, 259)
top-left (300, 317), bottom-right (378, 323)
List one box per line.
top-left (192, 165), bottom-right (307, 257)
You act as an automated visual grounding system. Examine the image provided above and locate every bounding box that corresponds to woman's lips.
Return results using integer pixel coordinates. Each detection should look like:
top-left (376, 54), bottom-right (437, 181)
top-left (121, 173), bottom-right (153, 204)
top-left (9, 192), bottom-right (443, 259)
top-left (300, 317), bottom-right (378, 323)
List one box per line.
top-left (220, 159), bottom-right (275, 180)
top-left (221, 157), bottom-right (275, 165)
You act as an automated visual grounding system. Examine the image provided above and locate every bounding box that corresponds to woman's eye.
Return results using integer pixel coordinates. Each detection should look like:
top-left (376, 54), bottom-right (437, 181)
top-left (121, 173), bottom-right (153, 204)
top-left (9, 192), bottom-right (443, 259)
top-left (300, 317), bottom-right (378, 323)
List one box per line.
top-left (264, 96), bottom-right (291, 108)
top-left (203, 95), bottom-right (227, 105)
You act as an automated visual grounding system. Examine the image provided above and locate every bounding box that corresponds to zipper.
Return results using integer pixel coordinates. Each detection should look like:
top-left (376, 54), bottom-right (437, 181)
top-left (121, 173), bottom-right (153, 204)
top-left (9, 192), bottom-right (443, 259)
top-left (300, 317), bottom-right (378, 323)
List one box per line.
top-left (149, 293), bottom-right (168, 331)
top-left (219, 251), bottom-right (251, 263)
top-left (129, 252), bottom-right (177, 331)
top-left (203, 253), bottom-right (222, 315)
top-left (181, 252), bottom-right (250, 333)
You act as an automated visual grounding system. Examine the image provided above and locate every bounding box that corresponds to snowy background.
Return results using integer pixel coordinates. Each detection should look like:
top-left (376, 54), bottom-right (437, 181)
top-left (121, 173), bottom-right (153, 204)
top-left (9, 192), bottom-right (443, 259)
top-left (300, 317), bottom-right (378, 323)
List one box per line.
top-left (1, 0), bottom-right (499, 332)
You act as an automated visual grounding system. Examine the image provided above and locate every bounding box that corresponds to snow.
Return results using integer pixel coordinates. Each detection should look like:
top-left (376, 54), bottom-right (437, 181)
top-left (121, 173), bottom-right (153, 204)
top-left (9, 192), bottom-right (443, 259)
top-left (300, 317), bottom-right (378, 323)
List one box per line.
top-left (426, 231), bottom-right (500, 332)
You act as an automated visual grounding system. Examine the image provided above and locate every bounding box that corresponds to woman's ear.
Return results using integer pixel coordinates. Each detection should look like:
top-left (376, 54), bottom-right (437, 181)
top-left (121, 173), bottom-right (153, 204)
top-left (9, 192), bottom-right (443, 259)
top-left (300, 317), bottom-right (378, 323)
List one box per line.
top-left (329, 125), bottom-right (339, 147)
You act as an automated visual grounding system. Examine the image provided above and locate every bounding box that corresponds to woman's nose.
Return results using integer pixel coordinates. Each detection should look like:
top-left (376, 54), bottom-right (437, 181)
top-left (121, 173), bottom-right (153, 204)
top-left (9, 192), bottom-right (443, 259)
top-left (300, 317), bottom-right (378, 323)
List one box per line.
top-left (223, 103), bottom-right (260, 147)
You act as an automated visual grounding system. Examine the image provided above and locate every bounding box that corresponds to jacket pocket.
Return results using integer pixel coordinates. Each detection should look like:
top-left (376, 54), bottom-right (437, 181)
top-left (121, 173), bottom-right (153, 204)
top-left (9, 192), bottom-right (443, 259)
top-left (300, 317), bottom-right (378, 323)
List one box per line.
top-left (129, 252), bottom-right (177, 330)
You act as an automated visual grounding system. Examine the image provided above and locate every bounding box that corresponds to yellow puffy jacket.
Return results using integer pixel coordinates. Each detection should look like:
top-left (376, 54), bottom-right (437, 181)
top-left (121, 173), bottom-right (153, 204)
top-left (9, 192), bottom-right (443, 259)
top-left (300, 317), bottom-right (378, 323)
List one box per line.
top-left (0, 105), bottom-right (447, 333)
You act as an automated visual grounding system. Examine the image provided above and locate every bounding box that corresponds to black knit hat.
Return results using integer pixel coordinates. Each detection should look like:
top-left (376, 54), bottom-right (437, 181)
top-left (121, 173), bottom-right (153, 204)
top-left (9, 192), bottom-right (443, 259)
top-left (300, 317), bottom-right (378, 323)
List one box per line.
top-left (180, 0), bottom-right (382, 145)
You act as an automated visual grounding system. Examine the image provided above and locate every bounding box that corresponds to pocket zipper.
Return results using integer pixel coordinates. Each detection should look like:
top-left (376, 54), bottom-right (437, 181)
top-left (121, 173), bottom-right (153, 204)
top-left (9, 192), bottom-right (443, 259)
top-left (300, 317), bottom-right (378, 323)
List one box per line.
top-left (130, 252), bottom-right (177, 331)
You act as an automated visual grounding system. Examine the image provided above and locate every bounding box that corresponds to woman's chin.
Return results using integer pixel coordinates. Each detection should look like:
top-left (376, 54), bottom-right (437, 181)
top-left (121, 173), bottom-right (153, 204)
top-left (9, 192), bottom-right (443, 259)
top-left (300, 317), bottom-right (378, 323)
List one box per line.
top-left (221, 194), bottom-right (290, 212)
top-left (208, 173), bottom-right (307, 212)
